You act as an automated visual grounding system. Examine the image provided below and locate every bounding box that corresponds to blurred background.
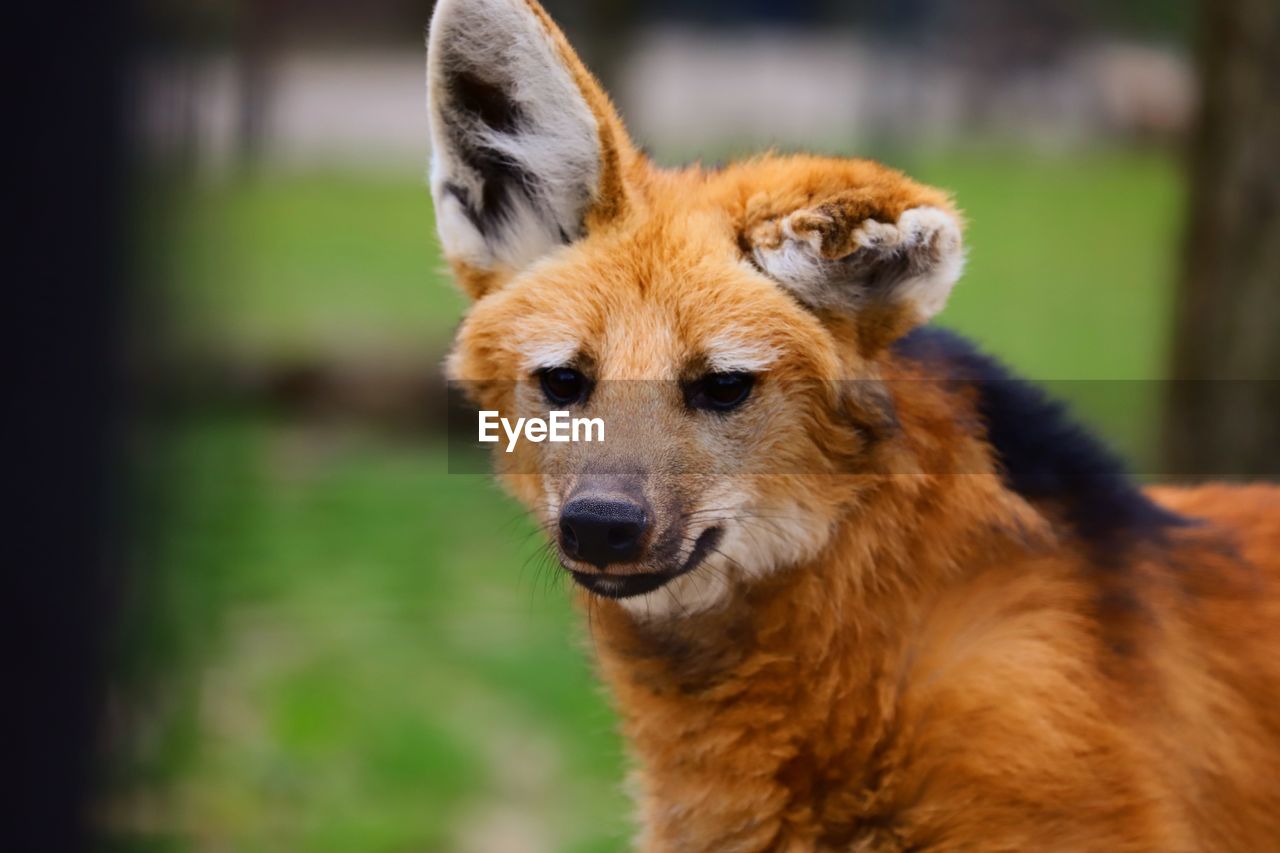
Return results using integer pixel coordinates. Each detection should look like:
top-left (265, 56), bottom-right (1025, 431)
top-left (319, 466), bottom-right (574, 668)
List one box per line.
top-left (26, 0), bottom-right (1274, 850)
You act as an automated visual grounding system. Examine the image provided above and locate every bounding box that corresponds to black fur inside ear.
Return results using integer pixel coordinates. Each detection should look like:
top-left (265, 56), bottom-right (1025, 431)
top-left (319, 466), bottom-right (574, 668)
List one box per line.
top-left (440, 70), bottom-right (542, 241)
top-left (450, 70), bottom-right (522, 134)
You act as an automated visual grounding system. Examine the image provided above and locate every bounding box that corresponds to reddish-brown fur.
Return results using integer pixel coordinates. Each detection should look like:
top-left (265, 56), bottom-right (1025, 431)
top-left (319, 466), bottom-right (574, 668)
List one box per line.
top-left (592, 434), bottom-right (1280, 851)
top-left (430, 2), bottom-right (1280, 848)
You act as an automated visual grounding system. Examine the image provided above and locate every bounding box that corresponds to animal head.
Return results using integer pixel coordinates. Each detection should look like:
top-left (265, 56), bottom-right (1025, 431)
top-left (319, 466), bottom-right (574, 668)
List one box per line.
top-left (430, 0), bottom-right (966, 615)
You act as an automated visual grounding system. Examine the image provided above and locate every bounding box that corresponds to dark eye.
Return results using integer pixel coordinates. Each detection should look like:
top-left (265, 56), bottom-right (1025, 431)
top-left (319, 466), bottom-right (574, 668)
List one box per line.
top-left (686, 372), bottom-right (755, 412)
top-left (539, 367), bottom-right (587, 405)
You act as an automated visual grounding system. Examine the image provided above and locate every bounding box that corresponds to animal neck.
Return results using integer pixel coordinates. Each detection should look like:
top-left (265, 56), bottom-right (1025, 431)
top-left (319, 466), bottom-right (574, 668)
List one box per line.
top-left (584, 464), bottom-right (1044, 791)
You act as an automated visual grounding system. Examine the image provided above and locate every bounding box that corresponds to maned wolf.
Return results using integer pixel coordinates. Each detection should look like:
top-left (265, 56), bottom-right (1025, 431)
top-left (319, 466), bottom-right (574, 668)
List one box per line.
top-left (426, 0), bottom-right (1280, 849)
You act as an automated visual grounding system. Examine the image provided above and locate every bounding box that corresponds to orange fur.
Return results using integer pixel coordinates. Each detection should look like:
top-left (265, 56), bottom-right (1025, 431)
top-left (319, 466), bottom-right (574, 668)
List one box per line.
top-left (429, 2), bottom-right (1280, 848)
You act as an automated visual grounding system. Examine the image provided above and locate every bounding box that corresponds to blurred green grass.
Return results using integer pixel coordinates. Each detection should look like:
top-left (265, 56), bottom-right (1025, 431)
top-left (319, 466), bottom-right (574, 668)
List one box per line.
top-left (165, 151), bottom-right (1181, 378)
top-left (167, 175), bottom-right (465, 362)
top-left (108, 149), bottom-right (1183, 851)
top-left (113, 420), bottom-right (629, 851)
top-left (905, 149), bottom-right (1181, 380)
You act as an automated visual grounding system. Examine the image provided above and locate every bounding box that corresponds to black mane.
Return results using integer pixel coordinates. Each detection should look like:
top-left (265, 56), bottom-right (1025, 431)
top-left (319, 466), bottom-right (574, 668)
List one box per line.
top-left (893, 326), bottom-right (1186, 560)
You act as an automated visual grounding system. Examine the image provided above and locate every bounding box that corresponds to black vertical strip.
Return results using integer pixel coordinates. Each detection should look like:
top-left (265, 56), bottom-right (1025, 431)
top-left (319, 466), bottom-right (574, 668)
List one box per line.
top-left (11, 0), bottom-right (126, 850)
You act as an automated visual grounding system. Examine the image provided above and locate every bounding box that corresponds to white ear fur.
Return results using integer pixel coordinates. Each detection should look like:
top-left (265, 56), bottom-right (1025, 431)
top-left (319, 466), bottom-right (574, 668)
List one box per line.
top-left (427, 0), bottom-right (602, 272)
top-left (752, 205), bottom-right (965, 322)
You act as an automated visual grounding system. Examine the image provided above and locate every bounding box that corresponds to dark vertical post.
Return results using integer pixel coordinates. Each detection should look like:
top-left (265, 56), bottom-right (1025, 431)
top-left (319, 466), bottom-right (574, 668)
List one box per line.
top-left (12, 0), bottom-right (126, 848)
top-left (1165, 0), bottom-right (1280, 478)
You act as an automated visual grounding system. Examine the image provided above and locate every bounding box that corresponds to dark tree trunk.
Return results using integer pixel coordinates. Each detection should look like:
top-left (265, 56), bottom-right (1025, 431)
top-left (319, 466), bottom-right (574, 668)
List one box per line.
top-left (1165, 0), bottom-right (1280, 479)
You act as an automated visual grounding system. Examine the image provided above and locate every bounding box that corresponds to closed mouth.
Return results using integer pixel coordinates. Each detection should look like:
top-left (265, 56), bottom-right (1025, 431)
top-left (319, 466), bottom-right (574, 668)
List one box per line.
top-left (569, 526), bottom-right (723, 599)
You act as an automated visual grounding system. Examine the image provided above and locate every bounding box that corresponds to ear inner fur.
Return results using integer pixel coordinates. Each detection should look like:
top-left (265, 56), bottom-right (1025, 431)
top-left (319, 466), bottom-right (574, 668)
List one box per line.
top-left (745, 194), bottom-right (966, 352)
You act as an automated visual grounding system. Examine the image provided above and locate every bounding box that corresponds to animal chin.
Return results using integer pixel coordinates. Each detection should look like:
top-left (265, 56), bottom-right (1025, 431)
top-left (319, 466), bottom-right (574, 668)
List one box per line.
top-left (570, 571), bottom-right (673, 599)
top-left (567, 526), bottom-right (724, 599)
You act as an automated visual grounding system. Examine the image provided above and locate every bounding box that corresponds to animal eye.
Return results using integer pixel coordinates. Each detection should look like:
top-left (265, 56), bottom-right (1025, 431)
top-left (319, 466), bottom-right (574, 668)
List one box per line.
top-left (686, 372), bottom-right (755, 412)
top-left (539, 367), bottom-right (587, 405)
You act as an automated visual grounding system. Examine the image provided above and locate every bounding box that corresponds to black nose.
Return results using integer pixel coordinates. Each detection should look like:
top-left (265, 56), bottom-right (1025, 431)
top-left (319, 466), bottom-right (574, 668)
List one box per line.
top-left (559, 496), bottom-right (650, 568)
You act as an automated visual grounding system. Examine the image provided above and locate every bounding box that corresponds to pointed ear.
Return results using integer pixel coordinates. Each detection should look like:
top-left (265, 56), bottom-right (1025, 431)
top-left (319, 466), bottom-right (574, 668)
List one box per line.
top-left (427, 0), bottom-right (634, 297)
top-left (745, 182), bottom-right (965, 356)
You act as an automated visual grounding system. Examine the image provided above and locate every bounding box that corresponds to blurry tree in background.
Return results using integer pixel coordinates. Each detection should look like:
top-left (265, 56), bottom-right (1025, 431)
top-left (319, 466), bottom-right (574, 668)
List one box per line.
top-left (1166, 0), bottom-right (1280, 478)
